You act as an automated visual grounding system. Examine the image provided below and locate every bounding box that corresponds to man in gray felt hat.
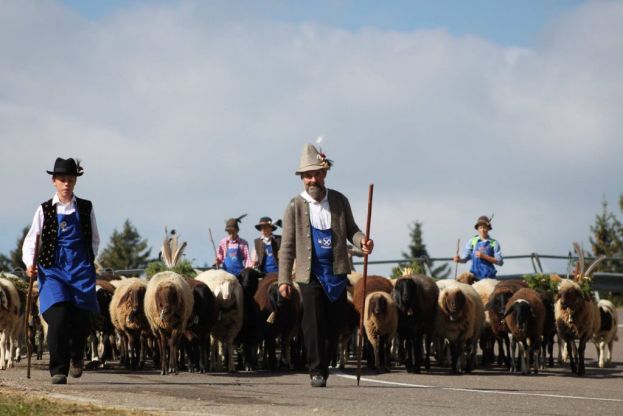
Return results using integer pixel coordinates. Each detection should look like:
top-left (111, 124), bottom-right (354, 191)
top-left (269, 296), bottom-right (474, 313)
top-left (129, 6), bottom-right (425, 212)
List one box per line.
top-left (278, 143), bottom-right (374, 387)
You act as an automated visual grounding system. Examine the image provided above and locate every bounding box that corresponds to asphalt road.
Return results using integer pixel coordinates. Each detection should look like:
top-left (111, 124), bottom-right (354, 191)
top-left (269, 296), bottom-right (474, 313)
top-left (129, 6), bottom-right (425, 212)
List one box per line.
top-left (1, 313), bottom-right (622, 416)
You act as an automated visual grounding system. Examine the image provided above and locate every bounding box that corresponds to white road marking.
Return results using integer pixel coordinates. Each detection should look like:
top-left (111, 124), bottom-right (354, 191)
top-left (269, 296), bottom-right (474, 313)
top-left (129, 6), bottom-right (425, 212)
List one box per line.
top-left (334, 372), bottom-right (623, 403)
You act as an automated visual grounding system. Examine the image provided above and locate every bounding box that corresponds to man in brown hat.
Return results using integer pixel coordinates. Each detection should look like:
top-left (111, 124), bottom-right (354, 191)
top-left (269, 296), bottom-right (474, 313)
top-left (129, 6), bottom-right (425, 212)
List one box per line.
top-left (278, 143), bottom-right (374, 387)
top-left (22, 157), bottom-right (100, 384)
top-left (215, 215), bottom-right (252, 276)
top-left (251, 217), bottom-right (282, 273)
top-left (452, 215), bottom-right (504, 280)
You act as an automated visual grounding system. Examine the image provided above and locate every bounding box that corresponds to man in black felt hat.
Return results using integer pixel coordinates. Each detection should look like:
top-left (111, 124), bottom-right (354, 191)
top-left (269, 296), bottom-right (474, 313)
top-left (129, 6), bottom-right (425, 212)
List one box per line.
top-left (22, 157), bottom-right (100, 385)
top-left (452, 215), bottom-right (504, 280)
top-left (251, 217), bottom-right (282, 273)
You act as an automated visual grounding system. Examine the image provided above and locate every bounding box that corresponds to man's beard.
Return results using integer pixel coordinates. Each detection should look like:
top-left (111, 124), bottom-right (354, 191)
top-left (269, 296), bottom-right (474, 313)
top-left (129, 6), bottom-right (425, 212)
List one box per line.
top-left (306, 184), bottom-right (325, 201)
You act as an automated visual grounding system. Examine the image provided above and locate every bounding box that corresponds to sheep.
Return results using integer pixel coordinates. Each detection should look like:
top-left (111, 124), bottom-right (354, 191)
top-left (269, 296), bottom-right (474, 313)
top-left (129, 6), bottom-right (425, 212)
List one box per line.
top-left (144, 271), bottom-right (194, 375)
top-left (234, 267), bottom-right (264, 371)
top-left (87, 279), bottom-right (116, 368)
top-left (183, 279), bottom-right (218, 373)
top-left (456, 272), bottom-right (476, 285)
top-left (332, 297), bottom-right (359, 370)
top-left (392, 274), bottom-right (439, 373)
top-left (0, 276), bottom-right (23, 370)
top-left (353, 275), bottom-right (393, 368)
top-left (503, 288), bottom-right (546, 374)
top-left (535, 288), bottom-right (556, 368)
top-left (109, 277), bottom-right (149, 370)
top-left (435, 280), bottom-right (484, 373)
top-left (472, 278), bottom-right (498, 366)
top-left (195, 269), bottom-right (244, 372)
top-left (484, 279), bottom-right (528, 368)
top-left (592, 299), bottom-right (619, 368)
top-left (254, 274), bottom-right (302, 370)
top-left (28, 282), bottom-right (45, 361)
top-left (555, 244), bottom-right (605, 376)
top-left (363, 291), bottom-right (399, 373)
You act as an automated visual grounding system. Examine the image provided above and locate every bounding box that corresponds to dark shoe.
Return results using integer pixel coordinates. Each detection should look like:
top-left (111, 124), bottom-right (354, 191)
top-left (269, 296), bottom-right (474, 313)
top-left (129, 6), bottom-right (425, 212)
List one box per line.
top-left (69, 359), bottom-right (84, 378)
top-left (310, 375), bottom-right (326, 387)
top-left (51, 374), bottom-right (67, 385)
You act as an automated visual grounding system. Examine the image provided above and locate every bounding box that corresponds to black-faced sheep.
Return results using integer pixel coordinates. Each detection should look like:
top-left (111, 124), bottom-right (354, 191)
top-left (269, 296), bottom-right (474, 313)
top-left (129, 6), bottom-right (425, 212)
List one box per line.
top-left (484, 279), bottom-right (528, 368)
top-left (195, 269), bottom-right (244, 372)
top-left (109, 277), bottom-right (149, 370)
top-left (363, 291), bottom-right (398, 373)
top-left (592, 299), bottom-right (618, 368)
top-left (503, 288), bottom-right (545, 375)
top-left (435, 280), bottom-right (484, 374)
top-left (392, 274), bottom-right (439, 373)
top-left (0, 275), bottom-right (23, 370)
top-left (254, 274), bottom-right (302, 370)
top-left (235, 267), bottom-right (264, 371)
top-left (183, 279), bottom-right (218, 373)
top-left (145, 271), bottom-right (194, 375)
top-left (534, 288), bottom-right (556, 368)
top-left (88, 279), bottom-right (116, 368)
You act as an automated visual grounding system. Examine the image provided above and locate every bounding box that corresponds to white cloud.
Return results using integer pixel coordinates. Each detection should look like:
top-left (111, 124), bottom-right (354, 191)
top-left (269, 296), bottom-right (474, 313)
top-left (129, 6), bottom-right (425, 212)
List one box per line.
top-left (1, 0), bottom-right (622, 276)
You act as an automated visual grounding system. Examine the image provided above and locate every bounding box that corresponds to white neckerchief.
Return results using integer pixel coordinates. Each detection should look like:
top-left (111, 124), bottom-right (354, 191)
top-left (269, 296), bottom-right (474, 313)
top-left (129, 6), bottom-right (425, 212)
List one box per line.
top-left (301, 190), bottom-right (331, 230)
top-left (52, 193), bottom-right (77, 215)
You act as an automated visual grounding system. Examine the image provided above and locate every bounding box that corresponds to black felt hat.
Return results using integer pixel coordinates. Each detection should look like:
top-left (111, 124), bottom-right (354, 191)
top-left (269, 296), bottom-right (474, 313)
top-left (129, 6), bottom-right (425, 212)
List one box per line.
top-left (46, 158), bottom-right (84, 176)
top-left (255, 217), bottom-right (282, 231)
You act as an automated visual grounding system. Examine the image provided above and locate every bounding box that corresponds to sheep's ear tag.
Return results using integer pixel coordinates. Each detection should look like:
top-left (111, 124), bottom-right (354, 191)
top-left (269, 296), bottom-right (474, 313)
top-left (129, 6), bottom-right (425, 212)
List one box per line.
top-left (266, 311), bottom-right (276, 324)
top-left (407, 308), bottom-right (414, 316)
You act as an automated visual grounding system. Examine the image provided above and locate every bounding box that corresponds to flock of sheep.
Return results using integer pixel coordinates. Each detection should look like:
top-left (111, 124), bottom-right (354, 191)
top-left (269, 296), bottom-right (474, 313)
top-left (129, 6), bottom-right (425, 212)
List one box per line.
top-left (0, 238), bottom-right (620, 379)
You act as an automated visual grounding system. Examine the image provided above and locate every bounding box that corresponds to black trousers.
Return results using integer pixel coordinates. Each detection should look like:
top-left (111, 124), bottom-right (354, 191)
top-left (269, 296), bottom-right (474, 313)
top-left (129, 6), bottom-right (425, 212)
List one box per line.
top-left (42, 302), bottom-right (92, 376)
top-left (299, 274), bottom-right (348, 379)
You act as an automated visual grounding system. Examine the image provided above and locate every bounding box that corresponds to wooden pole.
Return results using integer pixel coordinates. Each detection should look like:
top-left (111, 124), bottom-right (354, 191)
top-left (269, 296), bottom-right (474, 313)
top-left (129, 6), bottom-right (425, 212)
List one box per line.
top-left (454, 238), bottom-right (461, 279)
top-left (208, 228), bottom-right (219, 269)
top-left (24, 233), bottom-right (40, 379)
top-left (356, 184), bottom-right (374, 386)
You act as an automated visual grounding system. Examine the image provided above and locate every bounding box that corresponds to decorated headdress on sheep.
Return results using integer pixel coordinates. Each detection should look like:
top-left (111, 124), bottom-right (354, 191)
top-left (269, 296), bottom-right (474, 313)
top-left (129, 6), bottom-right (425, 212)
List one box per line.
top-left (161, 227), bottom-right (187, 269)
top-left (295, 137), bottom-right (333, 175)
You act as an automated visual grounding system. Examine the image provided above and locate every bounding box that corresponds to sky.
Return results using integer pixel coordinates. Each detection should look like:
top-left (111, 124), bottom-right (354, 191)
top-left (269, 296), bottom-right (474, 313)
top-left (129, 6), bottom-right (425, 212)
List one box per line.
top-left (1, 0), bottom-right (621, 276)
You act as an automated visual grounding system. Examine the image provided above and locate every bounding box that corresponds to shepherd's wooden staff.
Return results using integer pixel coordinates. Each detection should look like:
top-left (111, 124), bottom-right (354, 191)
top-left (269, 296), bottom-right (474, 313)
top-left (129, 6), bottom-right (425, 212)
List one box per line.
top-left (208, 228), bottom-right (219, 269)
top-left (356, 184), bottom-right (374, 386)
top-left (454, 238), bottom-right (461, 279)
top-left (24, 233), bottom-right (40, 379)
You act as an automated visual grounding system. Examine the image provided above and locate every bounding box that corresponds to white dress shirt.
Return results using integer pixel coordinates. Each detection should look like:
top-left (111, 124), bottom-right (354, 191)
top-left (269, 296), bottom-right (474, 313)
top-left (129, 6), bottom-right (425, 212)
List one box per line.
top-left (22, 193), bottom-right (100, 267)
top-left (300, 190), bottom-right (331, 230)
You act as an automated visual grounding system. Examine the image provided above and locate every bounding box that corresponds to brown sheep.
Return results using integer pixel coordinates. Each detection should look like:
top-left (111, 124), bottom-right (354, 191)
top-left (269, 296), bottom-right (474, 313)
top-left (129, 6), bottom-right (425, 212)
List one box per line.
top-left (144, 271), bottom-right (194, 375)
top-left (435, 280), bottom-right (484, 373)
top-left (503, 288), bottom-right (545, 374)
top-left (109, 278), bottom-right (149, 370)
top-left (484, 279), bottom-right (528, 368)
top-left (353, 275), bottom-right (393, 315)
top-left (363, 291), bottom-right (398, 373)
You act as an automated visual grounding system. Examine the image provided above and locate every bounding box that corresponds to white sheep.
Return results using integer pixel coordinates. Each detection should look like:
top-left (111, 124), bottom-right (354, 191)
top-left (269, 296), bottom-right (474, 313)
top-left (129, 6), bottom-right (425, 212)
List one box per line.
top-left (435, 279), bottom-right (484, 373)
top-left (592, 299), bottom-right (618, 368)
top-left (195, 269), bottom-right (244, 372)
top-left (144, 271), bottom-right (194, 375)
top-left (0, 275), bottom-right (23, 370)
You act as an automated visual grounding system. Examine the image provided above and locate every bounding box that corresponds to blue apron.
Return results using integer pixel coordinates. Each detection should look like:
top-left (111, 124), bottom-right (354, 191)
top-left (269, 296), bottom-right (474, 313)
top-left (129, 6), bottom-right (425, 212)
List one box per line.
top-left (38, 211), bottom-right (99, 314)
top-left (223, 243), bottom-right (244, 276)
top-left (311, 226), bottom-right (347, 302)
top-left (261, 243), bottom-right (279, 273)
top-left (471, 239), bottom-right (497, 279)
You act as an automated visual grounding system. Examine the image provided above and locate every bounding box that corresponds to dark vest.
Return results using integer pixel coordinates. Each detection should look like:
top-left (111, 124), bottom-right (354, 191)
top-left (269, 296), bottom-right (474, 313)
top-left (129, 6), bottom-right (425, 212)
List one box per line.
top-left (254, 235), bottom-right (281, 269)
top-left (38, 197), bottom-right (94, 268)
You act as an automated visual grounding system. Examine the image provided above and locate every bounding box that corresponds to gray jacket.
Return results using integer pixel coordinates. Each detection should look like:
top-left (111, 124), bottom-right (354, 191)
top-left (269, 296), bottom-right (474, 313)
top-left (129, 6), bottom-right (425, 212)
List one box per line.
top-left (278, 189), bottom-right (366, 286)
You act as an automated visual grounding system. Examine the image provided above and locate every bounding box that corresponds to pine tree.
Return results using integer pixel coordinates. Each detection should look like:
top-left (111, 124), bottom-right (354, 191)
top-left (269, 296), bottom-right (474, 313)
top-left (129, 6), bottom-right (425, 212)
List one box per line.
top-left (0, 253), bottom-right (11, 272)
top-left (392, 221), bottom-right (450, 279)
top-left (98, 219), bottom-right (152, 270)
top-left (9, 226), bottom-right (29, 270)
top-left (589, 199), bottom-right (623, 273)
